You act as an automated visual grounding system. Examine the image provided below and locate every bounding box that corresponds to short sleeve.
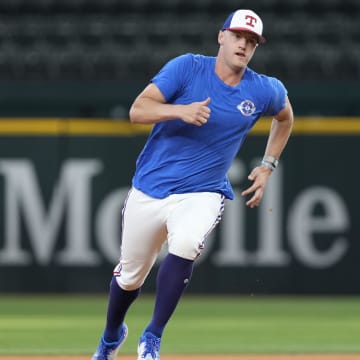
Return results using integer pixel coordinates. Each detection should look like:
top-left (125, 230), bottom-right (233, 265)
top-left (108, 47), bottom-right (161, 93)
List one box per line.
top-left (265, 77), bottom-right (288, 116)
top-left (151, 53), bottom-right (194, 102)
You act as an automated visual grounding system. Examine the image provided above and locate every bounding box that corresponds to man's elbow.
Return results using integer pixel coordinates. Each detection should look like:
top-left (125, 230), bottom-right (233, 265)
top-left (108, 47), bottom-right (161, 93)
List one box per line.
top-left (129, 106), bottom-right (142, 124)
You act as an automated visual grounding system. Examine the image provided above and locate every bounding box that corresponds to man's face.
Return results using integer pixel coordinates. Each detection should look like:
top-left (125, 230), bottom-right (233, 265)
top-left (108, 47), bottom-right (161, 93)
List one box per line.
top-left (218, 30), bottom-right (259, 69)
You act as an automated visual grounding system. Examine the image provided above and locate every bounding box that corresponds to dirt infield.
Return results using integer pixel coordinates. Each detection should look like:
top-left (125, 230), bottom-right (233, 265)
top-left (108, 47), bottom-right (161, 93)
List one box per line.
top-left (1, 355), bottom-right (360, 360)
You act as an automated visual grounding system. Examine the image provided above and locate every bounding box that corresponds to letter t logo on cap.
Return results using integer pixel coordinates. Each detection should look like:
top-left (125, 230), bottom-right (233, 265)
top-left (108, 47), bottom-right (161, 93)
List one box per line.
top-left (245, 15), bottom-right (257, 28)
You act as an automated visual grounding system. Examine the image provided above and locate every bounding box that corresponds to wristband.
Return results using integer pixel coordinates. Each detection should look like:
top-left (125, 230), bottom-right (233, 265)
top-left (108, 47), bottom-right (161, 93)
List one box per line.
top-left (261, 160), bottom-right (275, 171)
top-left (262, 155), bottom-right (279, 168)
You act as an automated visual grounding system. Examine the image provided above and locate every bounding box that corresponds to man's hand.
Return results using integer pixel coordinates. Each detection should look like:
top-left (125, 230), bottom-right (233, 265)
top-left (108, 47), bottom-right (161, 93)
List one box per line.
top-left (241, 165), bottom-right (272, 208)
top-left (180, 97), bottom-right (211, 126)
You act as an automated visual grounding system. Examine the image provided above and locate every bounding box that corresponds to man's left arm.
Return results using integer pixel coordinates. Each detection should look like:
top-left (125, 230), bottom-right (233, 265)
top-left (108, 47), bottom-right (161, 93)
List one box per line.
top-left (241, 96), bottom-right (294, 208)
top-left (263, 96), bottom-right (294, 161)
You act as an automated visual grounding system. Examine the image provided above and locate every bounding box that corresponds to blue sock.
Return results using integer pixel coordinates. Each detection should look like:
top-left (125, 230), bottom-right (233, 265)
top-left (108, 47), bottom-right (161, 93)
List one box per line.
top-left (144, 253), bottom-right (194, 338)
top-left (103, 276), bottom-right (140, 342)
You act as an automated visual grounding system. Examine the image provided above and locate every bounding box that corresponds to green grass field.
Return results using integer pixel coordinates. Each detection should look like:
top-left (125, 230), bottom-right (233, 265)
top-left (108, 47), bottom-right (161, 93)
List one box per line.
top-left (0, 295), bottom-right (359, 355)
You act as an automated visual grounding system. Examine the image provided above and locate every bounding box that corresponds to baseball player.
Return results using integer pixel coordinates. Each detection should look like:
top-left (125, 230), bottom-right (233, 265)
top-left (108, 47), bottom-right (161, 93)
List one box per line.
top-left (92, 8), bottom-right (294, 360)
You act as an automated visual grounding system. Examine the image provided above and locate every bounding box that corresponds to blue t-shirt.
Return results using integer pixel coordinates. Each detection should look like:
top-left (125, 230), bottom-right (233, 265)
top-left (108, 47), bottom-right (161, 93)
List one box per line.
top-left (132, 53), bottom-right (287, 199)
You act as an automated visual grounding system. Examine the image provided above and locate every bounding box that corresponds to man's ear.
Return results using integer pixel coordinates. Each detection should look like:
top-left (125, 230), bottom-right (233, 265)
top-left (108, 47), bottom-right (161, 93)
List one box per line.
top-left (218, 30), bottom-right (224, 45)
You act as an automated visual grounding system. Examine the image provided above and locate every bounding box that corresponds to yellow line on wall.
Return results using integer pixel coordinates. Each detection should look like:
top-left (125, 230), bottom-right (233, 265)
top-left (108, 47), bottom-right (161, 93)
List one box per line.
top-left (0, 117), bottom-right (359, 135)
top-left (251, 117), bottom-right (360, 135)
top-left (0, 119), bottom-right (151, 135)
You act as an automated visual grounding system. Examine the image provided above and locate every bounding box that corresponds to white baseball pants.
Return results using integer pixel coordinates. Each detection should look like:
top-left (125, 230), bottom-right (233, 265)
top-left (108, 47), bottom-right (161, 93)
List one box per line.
top-left (114, 187), bottom-right (225, 290)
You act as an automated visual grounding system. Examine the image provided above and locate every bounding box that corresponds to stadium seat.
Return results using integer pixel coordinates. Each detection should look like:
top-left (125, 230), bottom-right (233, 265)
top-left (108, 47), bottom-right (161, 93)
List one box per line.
top-left (0, 0), bottom-right (358, 82)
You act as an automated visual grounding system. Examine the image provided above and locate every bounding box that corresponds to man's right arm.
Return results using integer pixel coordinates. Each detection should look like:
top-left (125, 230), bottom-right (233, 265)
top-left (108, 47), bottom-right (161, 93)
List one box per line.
top-left (129, 83), bottom-right (211, 126)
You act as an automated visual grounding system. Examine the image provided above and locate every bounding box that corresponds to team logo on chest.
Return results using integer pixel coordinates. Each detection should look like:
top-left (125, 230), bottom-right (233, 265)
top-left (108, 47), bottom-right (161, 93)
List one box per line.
top-left (237, 100), bottom-right (256, 116)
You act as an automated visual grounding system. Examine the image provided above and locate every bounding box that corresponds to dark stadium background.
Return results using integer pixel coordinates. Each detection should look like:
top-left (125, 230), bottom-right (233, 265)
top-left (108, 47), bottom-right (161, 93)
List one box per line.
top-left (0, 0), bottom-right (359, 117)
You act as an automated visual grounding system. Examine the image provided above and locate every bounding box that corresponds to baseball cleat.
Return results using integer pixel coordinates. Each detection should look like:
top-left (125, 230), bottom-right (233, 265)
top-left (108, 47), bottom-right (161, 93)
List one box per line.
top-left (137, 331), bottom-right (161, 360)
top-left (92, 323), bottom-right (128, 360)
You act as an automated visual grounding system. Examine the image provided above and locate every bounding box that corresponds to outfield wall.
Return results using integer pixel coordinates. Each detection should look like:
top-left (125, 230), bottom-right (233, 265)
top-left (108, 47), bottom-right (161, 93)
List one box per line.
top-left (0, 81), bottom-right (359, 117)
top-left (0, 118), bottom-right (358, 294)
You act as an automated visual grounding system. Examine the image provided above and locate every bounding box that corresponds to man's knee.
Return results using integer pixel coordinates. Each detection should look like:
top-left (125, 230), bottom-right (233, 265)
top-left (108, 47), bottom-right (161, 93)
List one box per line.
top-left (168, 234), bottom-right (204, 260)
top-left (113, 263), bottom-right (146, 291)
